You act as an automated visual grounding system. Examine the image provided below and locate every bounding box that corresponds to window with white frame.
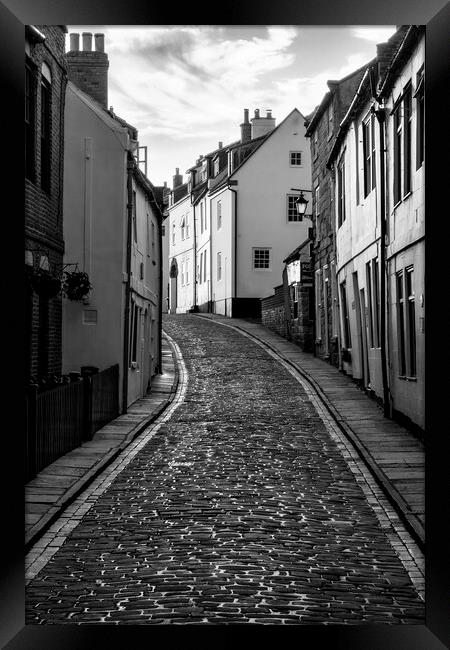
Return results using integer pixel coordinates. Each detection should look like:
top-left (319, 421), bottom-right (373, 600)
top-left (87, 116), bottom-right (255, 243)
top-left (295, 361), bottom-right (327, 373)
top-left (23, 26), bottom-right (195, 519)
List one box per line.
top-left (372, 257), bottom-right (380, 347)
top-left (393, 82), bottom-right (412, 205)
top-left (200, 203), bottom-right (204, 233)
top-left (396, 266), bottom-right (416, 377)
top-left (197, 254), bottom-right (201, 284)
top-left (181, 217), bottom-right (186, 240)
top-left (214, 158), bottom-right (220, 176)
top-left (40, 63), bottom-right (52, 193)
top-left (186, 259), bottom-right (189, 285)
top-left (315, 185), bottom-right (320, 218)
top-left (253, 248), bottom-right (270, 270)
top-left (217, 252), bottom-right (222, 281)
top-left (290, 151), bottom-right (302, 166)
top-left (287, 195), bottom-right (302, 222)
top-left (363, 112), bottom-right (377, 197)
top-left (291, 283), bottom-right (299, 319)
top-left (172, 223), bottom-right (175, 245)
top-left (217, 201), bottom-right (222, 229)
top-left (181, 260), bottom-right (185, 286)
top-left (203, 249), bottom-right (207, 282)
top-left (185, 213), bottom-right (190, 238)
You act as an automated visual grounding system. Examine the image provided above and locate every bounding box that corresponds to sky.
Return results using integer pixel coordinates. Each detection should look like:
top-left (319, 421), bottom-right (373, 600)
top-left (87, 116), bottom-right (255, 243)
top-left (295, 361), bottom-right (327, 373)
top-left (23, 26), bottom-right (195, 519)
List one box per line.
top-left (66, 25), bottom-right (397, 188)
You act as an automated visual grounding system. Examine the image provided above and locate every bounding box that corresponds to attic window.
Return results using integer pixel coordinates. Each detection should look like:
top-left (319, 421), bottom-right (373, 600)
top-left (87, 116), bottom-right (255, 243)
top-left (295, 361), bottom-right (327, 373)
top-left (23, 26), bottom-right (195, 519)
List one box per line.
top-left (213, 158), bottom-right (220, 176)
top-left (290, 151), bottom-right (302, 166)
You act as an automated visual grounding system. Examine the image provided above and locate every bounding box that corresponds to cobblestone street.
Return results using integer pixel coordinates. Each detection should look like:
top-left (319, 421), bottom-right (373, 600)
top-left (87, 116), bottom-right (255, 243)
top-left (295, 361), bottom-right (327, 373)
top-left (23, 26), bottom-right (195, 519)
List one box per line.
top-left (25, 315), bottom-right (424, 625)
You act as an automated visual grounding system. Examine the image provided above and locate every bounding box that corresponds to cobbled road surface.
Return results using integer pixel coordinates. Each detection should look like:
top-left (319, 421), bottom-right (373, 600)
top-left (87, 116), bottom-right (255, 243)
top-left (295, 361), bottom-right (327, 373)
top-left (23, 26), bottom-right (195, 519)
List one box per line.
top-left (26, 315), bottom-right (424, 625)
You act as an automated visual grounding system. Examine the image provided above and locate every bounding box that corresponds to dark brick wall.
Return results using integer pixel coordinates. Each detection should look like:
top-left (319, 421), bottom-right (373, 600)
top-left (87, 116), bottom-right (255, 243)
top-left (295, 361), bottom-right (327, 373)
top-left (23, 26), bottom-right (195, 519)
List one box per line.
top-left (65, 50), bottom-right (109, 109)
top-left (25, 25), bottom-right (67, 380)
top-left (261, 286), bottom-right (286, 338)
top-left (308, 68), bottom-right (365, 366)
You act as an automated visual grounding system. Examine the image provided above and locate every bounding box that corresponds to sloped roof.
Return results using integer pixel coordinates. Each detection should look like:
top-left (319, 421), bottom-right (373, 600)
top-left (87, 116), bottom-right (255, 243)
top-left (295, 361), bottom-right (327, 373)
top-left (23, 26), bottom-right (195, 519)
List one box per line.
top-left (229, 108), bottom-right (305, 179)
top-left (283, 238), bottom-right (312, 264)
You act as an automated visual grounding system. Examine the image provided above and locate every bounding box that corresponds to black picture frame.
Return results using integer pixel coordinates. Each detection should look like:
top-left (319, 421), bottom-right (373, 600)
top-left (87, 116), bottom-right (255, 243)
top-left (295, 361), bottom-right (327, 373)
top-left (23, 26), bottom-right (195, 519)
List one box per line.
top-left (1, 0), bottom-right (449, 647)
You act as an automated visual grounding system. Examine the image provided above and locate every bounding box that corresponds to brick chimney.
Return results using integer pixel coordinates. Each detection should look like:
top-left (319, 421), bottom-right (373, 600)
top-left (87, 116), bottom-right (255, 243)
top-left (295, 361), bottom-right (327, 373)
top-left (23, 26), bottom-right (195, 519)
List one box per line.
top-left (172, 167), bottom-right (183, 189)
top-left (240, 108), bottom-right (251, 143)
top-left (251, 108), bottom-right (276, 139)
top-left (65, 32), bottom-right (109, 109)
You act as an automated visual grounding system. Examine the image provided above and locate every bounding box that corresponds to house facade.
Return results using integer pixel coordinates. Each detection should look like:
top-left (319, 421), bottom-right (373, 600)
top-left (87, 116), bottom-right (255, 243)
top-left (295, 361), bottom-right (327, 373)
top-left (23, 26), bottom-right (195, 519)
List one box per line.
top-left (378, 27), bottom-right (425, 431)
top-left (327, 26), bottom-right (424, 432)
top-left (62, 32), bottom-right (164, 411)
top-left (168, 108), bottom-right (312, 318)
top-left (25, 25), bottom-right (68, 383)
top-left (304, 66), bottom-right (367, 367)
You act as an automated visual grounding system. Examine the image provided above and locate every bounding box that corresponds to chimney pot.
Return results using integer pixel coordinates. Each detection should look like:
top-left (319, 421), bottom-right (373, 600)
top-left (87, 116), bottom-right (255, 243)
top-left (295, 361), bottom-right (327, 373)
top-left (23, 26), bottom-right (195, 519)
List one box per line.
top-left (82, 32), bottom-right (92, 51)
top-left (266, 109), bottom-right (272, 118)
top-left (176, 167), bottom-right (179, 174)
top-left (218, 141), bottom-right (223, 149)
top-left (244, 108), bottom-right (249, 123)
top-left (69, 33), bottom-right (80, 51)
top-left (255, 109), bottom-right (260, 118)
top-left (94, 33), bottom-right (105, 52)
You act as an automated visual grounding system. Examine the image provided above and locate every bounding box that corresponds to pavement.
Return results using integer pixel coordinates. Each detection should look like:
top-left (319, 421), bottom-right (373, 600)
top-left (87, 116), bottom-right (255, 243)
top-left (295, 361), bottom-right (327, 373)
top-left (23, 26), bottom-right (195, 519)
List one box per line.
top-left (25, 334), bottom-right (178, 550)
top-left (25, 314), bottom-right (424, 625)
top-left (196, 313), bottom-right (425, 551)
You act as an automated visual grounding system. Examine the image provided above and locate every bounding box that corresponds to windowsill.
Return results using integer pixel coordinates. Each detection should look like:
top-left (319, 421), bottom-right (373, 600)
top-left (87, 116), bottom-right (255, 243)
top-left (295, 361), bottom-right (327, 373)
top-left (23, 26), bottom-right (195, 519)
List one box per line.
top-left (253, 268), bottom-right (272, 272)
top-left (398, 375), bottom-right (417, 382)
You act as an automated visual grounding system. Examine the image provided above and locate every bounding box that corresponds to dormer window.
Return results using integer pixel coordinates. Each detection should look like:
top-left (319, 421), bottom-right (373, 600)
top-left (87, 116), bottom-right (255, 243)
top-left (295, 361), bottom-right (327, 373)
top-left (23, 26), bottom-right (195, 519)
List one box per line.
top-left (213, 158), bottom-right (220, 177)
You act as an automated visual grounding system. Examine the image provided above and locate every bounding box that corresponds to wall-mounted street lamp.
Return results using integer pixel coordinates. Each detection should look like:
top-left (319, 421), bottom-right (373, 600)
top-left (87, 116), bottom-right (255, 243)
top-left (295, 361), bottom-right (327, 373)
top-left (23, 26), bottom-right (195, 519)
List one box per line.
top-left (290, 188), bottom-right (312, 218)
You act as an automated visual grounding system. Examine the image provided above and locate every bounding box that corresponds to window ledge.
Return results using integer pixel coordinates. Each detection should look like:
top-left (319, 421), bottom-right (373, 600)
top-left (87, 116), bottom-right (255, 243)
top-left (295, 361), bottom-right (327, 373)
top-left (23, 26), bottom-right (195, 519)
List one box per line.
top-left (398, 375), bottom-right (417, 382)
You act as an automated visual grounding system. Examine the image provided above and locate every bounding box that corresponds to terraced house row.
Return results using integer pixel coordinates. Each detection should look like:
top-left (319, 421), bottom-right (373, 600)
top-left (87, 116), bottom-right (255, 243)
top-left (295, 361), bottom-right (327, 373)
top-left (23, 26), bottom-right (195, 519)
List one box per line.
top-left (25, 27), bottom-right (167, 480)
top-left (166, 107), bottom-right (313, 318)
top-left (266, 25), bottom-right (425, 435)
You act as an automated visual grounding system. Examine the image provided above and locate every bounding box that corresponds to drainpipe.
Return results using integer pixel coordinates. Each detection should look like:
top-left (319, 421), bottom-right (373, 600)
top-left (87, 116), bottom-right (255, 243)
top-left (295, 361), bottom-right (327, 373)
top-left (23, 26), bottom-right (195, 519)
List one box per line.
top-left (122, 156), bottom-right (134, 413)
top-left (374, 105), bottom-right (391, 418)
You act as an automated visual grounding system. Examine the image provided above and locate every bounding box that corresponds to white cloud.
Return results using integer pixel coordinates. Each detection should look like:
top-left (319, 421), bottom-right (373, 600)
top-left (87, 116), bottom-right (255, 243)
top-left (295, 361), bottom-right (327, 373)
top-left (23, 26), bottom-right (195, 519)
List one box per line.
top-left (351, 27), bottom-right (397, 43)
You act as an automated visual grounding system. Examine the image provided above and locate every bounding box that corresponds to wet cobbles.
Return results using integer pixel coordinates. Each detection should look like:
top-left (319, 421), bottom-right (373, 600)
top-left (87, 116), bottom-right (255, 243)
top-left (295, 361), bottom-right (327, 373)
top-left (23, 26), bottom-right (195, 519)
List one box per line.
top-left (25, 315), bottom-right (425, 625)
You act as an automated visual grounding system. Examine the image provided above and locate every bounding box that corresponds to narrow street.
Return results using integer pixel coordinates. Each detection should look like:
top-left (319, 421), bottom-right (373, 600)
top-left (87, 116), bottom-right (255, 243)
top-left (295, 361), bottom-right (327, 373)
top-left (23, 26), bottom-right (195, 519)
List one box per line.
top-left (25, 315), bottom-right (424, 625)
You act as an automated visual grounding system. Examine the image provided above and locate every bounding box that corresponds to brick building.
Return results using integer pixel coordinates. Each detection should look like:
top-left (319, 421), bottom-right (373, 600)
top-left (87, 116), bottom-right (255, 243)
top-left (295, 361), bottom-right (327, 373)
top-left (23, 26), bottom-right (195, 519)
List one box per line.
top-left (25, 25), bottom-right (68, 382)
top-left (304, 65), bottom-right (367, 368)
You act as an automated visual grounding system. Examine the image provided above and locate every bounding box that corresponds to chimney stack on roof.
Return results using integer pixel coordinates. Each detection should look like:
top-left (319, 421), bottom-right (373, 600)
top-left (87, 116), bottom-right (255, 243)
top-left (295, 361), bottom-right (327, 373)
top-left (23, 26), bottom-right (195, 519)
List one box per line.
top-left (251, 107), bottom-right (276, 139)
top-left (173, 167), bottom-right (183, 189)
top-left (240, 108), bottom-right (251, 143)
top-left (69, 33), bottom-right (79, 51)
top-left (65, 32), bottom-right (109, 109)
top-left (218, 141), bottom-right (223, 149)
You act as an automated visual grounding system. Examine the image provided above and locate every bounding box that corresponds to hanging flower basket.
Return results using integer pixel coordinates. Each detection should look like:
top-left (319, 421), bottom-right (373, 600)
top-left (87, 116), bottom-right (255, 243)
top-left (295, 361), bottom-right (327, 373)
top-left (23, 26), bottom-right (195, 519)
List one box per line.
top-left (28, 267), bottom-right (62, 298)
top-left (62, 270), bottom-right (92, 302)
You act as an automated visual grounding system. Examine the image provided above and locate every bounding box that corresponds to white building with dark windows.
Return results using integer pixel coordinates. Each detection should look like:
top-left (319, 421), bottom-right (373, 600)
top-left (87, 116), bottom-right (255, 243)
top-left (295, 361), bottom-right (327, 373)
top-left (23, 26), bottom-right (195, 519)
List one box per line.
top-left (167, 108), bottom-right (312, 318)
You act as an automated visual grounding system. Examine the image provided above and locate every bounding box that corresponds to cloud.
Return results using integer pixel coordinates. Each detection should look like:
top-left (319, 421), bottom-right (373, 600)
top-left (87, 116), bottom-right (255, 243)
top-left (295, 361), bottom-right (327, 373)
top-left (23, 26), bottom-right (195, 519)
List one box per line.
top-left (351, 27), bottom-right (397, 43)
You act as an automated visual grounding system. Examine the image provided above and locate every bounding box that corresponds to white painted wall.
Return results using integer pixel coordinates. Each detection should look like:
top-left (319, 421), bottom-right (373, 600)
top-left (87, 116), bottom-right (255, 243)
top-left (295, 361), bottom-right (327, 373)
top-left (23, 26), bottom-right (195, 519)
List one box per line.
top-left (335, 105), bottom-right (383, 394)
top-left (62, 83), bottom-right (128, 409)
top-left (210, 187), bottom-right (233, 315)
top-left (196, 194), bottom-right (211, 309)
top-left (385, 35), bottom-right (425, 428)
top-left (230, 109), bottom-right (312, 301)
top-left (167, 193), bottom-right (195, 313)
